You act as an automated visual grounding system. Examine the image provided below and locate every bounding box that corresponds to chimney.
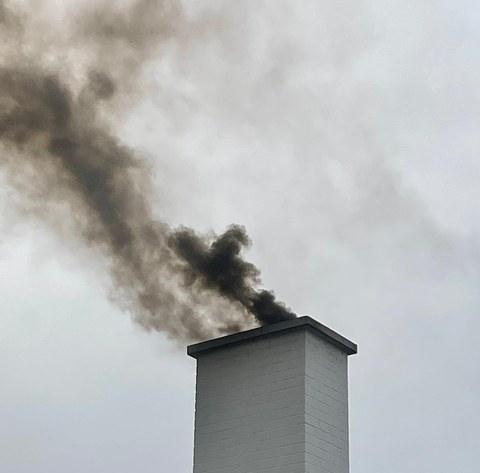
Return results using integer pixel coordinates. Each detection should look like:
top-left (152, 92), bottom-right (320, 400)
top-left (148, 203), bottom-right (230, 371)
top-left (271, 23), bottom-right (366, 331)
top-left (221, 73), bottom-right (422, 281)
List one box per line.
top-left (188, 316), bottom-right (357, 473)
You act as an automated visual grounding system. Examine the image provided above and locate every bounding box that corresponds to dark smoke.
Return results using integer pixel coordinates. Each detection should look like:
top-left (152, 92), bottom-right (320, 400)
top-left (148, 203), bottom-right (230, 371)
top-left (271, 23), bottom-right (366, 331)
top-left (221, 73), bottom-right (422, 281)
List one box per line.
top-left (170, 225), bottom-right (295, 325)
top-left (0, 0), bottom-right (296, 342)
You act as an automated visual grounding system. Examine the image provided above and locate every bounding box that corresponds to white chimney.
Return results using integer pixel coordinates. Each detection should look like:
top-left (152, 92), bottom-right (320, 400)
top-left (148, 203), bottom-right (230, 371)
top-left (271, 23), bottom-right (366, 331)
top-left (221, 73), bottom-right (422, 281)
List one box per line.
top-left (188, 316), bottom-right (357, 473)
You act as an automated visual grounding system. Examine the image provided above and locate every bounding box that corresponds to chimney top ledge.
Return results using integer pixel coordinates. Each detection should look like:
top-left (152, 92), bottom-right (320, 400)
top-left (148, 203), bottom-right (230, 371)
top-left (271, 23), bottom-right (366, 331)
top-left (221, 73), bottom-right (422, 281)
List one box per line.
top-left (187, 316), bottom-right (357, 358)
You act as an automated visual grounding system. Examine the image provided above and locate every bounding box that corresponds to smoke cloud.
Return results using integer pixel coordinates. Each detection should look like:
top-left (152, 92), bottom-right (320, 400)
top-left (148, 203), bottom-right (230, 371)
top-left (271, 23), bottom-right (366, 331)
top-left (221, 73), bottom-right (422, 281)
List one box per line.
top-left (170, 225), bottom-right (295, 325)
top-left (0, 0), bottom-right (295, 342)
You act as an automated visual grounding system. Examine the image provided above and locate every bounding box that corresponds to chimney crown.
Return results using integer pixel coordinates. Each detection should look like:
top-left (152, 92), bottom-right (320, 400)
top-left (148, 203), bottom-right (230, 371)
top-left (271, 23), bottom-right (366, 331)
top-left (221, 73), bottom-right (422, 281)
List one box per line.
top-left (188, 315), bottom-right (357, 358)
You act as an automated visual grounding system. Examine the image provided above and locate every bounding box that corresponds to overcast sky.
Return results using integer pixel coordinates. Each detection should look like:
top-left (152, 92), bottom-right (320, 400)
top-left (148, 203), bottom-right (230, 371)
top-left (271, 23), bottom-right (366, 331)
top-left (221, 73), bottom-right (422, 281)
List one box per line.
top-left (1, 0), bottom-right (480, 472)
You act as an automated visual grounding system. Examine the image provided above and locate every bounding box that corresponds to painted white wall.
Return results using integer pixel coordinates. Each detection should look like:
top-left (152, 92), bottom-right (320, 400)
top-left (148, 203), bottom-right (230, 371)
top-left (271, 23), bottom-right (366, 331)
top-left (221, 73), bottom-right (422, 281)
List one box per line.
top-left (192, 328), bottom-right (350, 473)
top-left (305, 331), bottom-right (349, 473)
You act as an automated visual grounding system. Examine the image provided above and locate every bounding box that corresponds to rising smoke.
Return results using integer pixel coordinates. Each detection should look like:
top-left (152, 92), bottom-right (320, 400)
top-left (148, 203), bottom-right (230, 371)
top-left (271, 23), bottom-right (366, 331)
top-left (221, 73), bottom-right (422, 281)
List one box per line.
top-left (0, 0), bottom-right (295, 342)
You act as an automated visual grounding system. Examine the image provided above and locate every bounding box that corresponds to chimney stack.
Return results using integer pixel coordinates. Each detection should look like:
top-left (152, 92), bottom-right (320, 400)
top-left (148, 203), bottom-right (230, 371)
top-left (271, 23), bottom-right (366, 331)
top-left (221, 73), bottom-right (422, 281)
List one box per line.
top-left (188, 316), bottom-right (357, 473)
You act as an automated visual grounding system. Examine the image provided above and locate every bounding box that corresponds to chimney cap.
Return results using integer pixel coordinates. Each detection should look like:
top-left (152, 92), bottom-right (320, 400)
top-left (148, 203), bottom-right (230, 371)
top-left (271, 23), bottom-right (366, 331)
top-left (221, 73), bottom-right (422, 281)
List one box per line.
top-left (187, 315), bottom-right (357, 358)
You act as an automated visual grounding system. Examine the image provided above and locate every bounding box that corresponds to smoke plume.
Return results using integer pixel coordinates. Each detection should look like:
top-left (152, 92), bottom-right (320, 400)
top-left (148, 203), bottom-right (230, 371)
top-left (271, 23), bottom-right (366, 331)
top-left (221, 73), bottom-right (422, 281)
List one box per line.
top-left (170, 226), bottom-right (295, 325)
top-left (0, 0), bottom-right (295, 342)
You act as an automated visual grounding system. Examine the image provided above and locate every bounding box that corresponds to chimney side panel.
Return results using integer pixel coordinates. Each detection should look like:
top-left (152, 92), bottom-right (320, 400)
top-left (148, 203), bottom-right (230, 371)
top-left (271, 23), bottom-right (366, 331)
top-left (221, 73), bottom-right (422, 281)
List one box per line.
top-left (193, 330), bottom-right (307, 473)
top-left (305, 330), bottom-right (350, 473)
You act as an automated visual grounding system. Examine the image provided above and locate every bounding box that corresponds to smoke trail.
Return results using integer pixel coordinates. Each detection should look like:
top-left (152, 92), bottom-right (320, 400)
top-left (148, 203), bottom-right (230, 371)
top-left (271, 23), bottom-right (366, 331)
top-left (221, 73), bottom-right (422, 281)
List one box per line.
top-left (0, 0), bottom-right (295, 342)
top-left (170, 225), bottom-right (295, 324)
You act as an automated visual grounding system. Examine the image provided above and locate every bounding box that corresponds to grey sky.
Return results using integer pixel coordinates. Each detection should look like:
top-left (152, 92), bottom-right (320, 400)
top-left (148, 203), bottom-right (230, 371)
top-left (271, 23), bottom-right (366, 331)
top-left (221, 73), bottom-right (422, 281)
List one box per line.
top-left (1, 0), bottom-right (479, 472)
